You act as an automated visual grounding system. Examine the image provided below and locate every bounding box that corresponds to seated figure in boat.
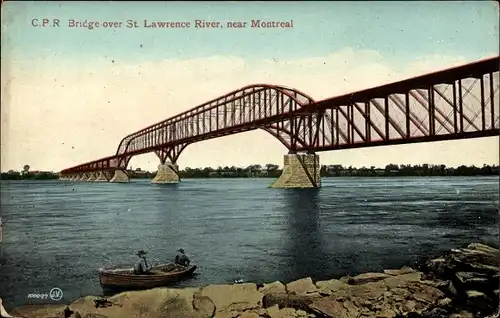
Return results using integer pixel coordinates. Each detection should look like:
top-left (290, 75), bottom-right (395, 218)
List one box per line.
top-left (134, 250), bottom-right (151, 274)
top-left (174, 248), bottom-right (190, 266)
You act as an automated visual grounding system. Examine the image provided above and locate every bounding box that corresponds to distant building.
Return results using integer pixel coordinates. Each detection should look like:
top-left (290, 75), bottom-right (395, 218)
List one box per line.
top-left (29, 170), bottom-right (52, 175)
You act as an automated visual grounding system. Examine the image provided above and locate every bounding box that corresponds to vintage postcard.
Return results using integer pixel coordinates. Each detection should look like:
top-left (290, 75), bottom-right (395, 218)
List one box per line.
top-left (0, 1), bottom-right (499, 317)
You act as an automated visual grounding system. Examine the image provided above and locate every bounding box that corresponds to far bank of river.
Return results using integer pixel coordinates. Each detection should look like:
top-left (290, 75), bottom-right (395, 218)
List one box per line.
top-left (1, 163), bottom-right (499, 180)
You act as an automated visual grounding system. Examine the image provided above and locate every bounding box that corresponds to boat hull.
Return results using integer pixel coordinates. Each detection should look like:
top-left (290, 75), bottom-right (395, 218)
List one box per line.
top-left (99, 263), bottom-right (197, 291)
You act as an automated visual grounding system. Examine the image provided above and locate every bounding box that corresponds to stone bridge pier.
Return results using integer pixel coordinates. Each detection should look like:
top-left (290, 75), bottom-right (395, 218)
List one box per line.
top-left (151, 161), bottom-right (180, 184)
top-left (86, 170), bottom-right (128, 182)
top-left (110, 170), bottom-right (129, 183)
top-left (270, 151), bottom-right (321, 188)
top-left (59, 170), bottom-right (130, 182)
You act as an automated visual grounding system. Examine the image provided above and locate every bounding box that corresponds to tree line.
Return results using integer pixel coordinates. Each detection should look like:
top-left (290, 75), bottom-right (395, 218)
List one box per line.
top-left (1, 163), bottom-right (498, 181)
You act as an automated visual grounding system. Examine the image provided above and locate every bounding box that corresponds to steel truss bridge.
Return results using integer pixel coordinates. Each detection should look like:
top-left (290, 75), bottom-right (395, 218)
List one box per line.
top-left (60, 56), bottom-right (500, 176)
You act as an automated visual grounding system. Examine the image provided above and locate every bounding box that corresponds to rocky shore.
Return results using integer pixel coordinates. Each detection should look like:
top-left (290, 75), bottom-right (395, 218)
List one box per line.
top-left (7, 242), bottom-right (500, 318)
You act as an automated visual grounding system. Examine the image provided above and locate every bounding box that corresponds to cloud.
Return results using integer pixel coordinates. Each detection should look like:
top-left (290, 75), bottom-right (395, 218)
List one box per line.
top-left (1, 47), bottom-right (497, 172)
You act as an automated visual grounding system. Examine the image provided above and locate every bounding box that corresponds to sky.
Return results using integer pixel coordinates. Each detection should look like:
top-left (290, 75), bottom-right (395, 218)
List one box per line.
top-left (1, 1), bottom-right (499, 172)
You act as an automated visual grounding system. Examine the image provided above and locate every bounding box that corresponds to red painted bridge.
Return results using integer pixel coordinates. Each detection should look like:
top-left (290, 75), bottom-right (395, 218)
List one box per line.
top-left (59, 56), bottom-right (500, 187)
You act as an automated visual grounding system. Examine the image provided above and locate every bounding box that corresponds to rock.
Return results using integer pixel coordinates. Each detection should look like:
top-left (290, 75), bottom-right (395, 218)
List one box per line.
top-left (266, 305), bottom-right (298, 318)
top-left (192, 293), bottom-right (215, 318)
top-left (348, 281), bottom-right (388, 299)
top-left (56, 306), bottom-right (74, 318)
top-left (266, 305), bottom-right (281, 317)
top-left (388, 287), bottom-right (413, 301)
top-left (449, 247), bottom-right (500, 273)
top-left (382, 272), bottom-right (422, 289)
top-left (286, 277), bottom-right (318, 294)
top-left (10, 304), bottom-right (68, 318)
top-left (422, 307), bottom-right (449, 317)
top-left (156, 293), bottom-right (199, 318)
top-left (382, 291), bottom-right (392, 298)
top-left (383, 266), bottom-right (415, 276)
top-left (420, 279), bottom-right (448, 288)
top-left (467, 262), bottom-right (499, 275)
top-left (455, 271), bottom-right (497, 292)
top-left (445, 281), bottom-right (458, 296)
top-left (315, 279), bottom-right (349, 294)
top-left (430, 257), bottom-right (446, 263)
top-left (402, 300), bottom-right (417, 313)
top-left (449, 310), bottom-right (474, 318)
top-left (238, 312), bottom-right (260, 318)
top-left (352, 297), bottom-right (371, 308)
top-left (457, 247), bottom-right (500, 267)
top-left (467, 243), bottom-right (500, 255)
top-left (348, 272), bottom-right (391, 285)
top-left (258, 281), bottom-right (286, 294)
top-left (201, 283), bottom-right (263, 314)
top-left (339, 276), bottom-right (351, 284)
top-left (258, 308), bottom-right (268, 316)
top-left (376, 307), bottom-right (398, 318)
top-left (309, 297), bottom-right (359, 318)
top-left (410, 283), bottom-right (444, 304)
top-left (82, 314), bottom-right (108, 318)
top-left (437, 297), bottom-right (452, 307)
top-left (280, 308), bottom-right (298, 317)
top-left (262, 293), bottom-right (320, 310)
top-left (465, 290), bottom-right (492, 311)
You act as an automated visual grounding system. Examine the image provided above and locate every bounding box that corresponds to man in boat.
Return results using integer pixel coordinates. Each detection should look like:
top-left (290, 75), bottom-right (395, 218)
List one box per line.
top-left (174, 248), bottom-right (190, 267)
top-left (134, 250), bottom-right (152, 274)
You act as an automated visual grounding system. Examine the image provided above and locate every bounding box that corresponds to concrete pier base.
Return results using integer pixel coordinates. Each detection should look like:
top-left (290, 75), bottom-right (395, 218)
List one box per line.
top-left (110, 170), bottom-right (129, 183)
top-left (78, 174), bottom-right (88, 181)
top-left (151, 163), bottom-right (180, 184)
top-left (94, 171), bottom-right (108, 182)
top-left (86, 172), bottom-right (97, 182)
top-left (270, 153), bottom-right (321, 188)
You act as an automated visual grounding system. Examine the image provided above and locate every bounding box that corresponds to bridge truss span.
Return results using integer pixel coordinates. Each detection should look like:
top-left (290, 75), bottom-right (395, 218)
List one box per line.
top-left (299, 57), bottom-right (500, 152)
top-left (113, 84), bottom-right (316, 167)
top-left (60, 56), bottom-right (499, 176)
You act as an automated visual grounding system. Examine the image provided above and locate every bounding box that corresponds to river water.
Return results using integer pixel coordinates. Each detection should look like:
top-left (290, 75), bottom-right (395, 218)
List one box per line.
top-left (0, 177), bottom-right (498, 310)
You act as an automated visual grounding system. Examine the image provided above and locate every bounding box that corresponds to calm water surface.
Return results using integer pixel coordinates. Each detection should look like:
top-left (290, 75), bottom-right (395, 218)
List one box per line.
top-left (0, 177), bottom-right (498, 310)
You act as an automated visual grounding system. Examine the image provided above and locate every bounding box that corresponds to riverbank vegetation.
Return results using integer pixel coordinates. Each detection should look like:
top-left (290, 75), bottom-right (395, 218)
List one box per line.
top-left (1, 163), bottom-right (498, 180)
top-left (0, 170), bottom-right (59, 180)
top-left (128, 163), bottom-right (500, 178)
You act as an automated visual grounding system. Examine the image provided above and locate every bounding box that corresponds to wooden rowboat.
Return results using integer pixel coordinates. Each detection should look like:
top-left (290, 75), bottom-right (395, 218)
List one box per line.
top-left (98, 262), bottom-right (197, 291)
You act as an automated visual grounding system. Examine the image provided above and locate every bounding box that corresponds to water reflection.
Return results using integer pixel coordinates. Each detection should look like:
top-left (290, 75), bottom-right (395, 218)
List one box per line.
top-left (281, 189), bottom-right (333, 281)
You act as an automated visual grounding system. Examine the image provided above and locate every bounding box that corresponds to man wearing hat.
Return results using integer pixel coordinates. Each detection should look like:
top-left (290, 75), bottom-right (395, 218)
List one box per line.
top-left (174, 248), bottom-right (190, 267)
top-left (134, 250), bottom-right (151, 274)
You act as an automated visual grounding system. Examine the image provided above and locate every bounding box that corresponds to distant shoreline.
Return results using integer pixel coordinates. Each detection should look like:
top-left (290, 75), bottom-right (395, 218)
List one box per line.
top-left (1, 175), bottom-right (499, 181)
top-left (1, 163), bottom-right (499, 181)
